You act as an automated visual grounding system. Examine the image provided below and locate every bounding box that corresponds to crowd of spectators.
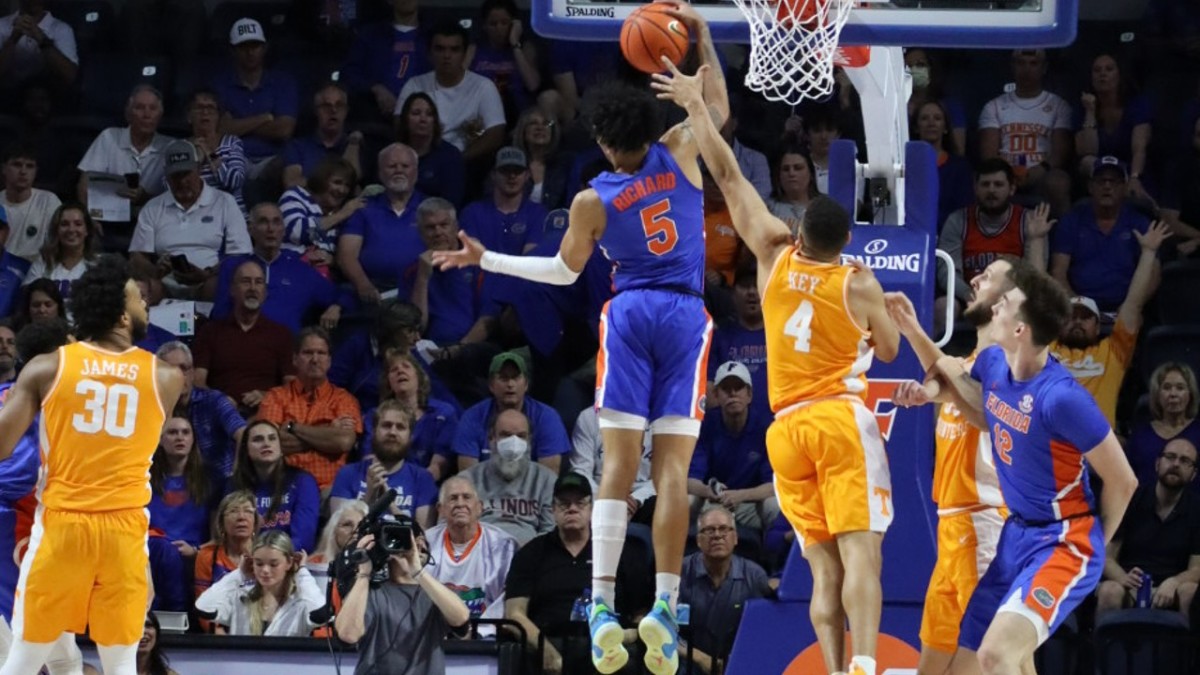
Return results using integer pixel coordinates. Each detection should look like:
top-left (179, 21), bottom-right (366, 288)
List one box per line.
top-left (0, 0), bottom-right (1197, 672)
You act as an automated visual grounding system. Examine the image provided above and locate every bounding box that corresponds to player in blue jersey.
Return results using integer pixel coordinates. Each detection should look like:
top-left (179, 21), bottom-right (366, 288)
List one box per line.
top-left (0, 320), bottom-right (82, 675)
top-left (933, 262), bottom-right (1137, 675)
top-left (433, 4), bottom-right (727, 673)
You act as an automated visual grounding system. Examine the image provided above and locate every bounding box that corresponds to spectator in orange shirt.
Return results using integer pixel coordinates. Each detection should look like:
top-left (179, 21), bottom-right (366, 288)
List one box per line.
top-left (702, 165), bottom-right (745, 322)
top-left (194, 490), bottom-right (260, 599)
top-left (258, 326), bottom-right (362, 493)
top-left (1050, 220), bottom-right (1170, 429)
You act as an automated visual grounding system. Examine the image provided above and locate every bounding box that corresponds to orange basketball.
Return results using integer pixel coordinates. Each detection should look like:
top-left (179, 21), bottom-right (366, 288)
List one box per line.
top-left (620, 3), bottom-right (690, 74)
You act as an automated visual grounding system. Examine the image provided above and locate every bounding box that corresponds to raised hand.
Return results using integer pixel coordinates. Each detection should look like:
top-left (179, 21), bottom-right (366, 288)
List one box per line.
top-left (1025, 203), bottom-right (1056, 239)
top-left (1133, 220), bottom-right (1172, 252)
top-left (650, 59), bottom-right (707, 110)
top-left (884, 291), bottom-right (921, 337)
top-left (1080, 92), bottom-right (1096, 114)
top-left (431, 231), bottom-right (486, 271)
top-left (656, 0), bottom-right (704, 31)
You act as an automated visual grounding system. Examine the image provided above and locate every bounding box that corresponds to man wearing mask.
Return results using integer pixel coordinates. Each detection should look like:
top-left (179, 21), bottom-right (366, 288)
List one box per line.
top-left (462, 408), bottom-right (555, 545)
top-left (328, 400), bottom-right (436, 527)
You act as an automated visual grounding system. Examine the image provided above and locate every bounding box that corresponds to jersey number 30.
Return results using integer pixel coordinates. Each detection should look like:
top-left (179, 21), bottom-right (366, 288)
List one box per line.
top-left (640, 199), bottom-right (678, 256)
top-left (72, 380), bottom-right (138, 438)
top-left (784, 301), bottom-right (815, 352)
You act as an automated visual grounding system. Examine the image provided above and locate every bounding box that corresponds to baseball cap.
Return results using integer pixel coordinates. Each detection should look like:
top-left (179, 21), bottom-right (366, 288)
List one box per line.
top-left (554, 472), bottom-right (592, 499)
top-left (1092, 156), bottom-right (1128, 181)
top-left (163, 140), bottom-right (199, 175)
top-left (230, 18), bottom-right (266, 46)
top-left (489, 351), bottom-right (528, 377)
top-left (714, 361), bottom-right (752, 388)
top-left (1070, 296), bottom-right (1100, 318)
top-left (494, 146), bottom-right (527, 171)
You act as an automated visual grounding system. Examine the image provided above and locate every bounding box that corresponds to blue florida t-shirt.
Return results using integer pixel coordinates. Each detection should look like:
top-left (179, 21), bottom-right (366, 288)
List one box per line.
top-left (971, 345), bottom-right (1111, 523)
top-left (330, 459), bottom-right (437, 519)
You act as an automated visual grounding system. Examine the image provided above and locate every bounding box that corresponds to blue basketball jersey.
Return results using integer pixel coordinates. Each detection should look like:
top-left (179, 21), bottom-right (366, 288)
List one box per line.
top-left (971, 346), bottom-right (1111, 523)
top-left (591, 142), bottom-right (705, 294)
top-left (0, 383), bottom-right (39, 503)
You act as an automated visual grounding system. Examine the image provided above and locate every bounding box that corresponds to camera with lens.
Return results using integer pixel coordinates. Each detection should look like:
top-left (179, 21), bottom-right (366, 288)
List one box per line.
top-left (330, 489), bottom-right (424, 595)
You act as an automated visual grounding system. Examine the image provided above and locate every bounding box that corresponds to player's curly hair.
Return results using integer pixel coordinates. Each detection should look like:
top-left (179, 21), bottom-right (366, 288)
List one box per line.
top-left (69, 254), bottom-right (132, 342)
top-left (585, 80), bottom-right (663, 153)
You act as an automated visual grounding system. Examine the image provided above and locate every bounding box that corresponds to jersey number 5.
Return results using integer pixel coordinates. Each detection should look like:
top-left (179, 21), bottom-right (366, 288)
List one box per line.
top-left (73, 380), bottom-right (138, 438)
top-left (640, 199), bottom-right (678, 256)
top-left (784, 300), bottom-right (815, 352)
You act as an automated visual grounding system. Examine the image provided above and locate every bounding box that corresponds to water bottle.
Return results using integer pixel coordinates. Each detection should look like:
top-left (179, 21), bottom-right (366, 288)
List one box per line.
top-left (570, 587), bottom-right (592, 622)
top-left (676, 603), bottom-right (691, 626)
top-left (1135, 572), bottom-right (1153, 608)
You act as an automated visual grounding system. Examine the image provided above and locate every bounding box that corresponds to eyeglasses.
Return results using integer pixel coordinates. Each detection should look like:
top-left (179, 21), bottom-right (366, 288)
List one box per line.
top-left (698, 526), bottom-right (735, 537)
top-left (1162, 452), bottom-right (1197, 469)
top-left (554, 497), bottom-right (591, 510)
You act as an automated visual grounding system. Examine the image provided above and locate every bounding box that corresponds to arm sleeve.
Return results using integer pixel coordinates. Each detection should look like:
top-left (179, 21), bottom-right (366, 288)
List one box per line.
top-left (215, 394), bottom-right (247, 436)
top-left (1052, 96), bottom-right (1074, 130)
top-left (77, 132), bottom-right (107, 173)
top-left (215, 136), bottom-right (247, 193)
top-left (128, 207), bottom-right (156, 254)
top-left (978, 99), bottom-right (1000, 130)
top-left (969, 346), bottom-right (996, 384)
top-left (51, 21), bottom-right (78, 65)
top-left (280, 189), bottom-right (318, 247)
top-left (294, 568), bottom-right (327, 630)
top-left (195, 568), bottom-right (246, 623)
top-left (290, 472), bottom-right (321, 552)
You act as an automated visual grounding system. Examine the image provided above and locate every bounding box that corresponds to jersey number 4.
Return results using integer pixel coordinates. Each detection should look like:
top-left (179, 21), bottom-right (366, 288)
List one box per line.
top-left (72, 380), bottom-right (138, 438)
top-left (640, 199), bottom-right (678, 256)
top-left (784, 301), bottom-right (815, 353)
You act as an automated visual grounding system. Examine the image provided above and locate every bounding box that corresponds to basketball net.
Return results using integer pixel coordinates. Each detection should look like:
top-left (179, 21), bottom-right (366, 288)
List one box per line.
top-left (732, 0), bottom-right (862, 105)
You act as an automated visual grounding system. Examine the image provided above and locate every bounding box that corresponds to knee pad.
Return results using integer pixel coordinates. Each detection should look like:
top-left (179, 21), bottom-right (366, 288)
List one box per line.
top-left (649, 415), bottom-right (701, 438)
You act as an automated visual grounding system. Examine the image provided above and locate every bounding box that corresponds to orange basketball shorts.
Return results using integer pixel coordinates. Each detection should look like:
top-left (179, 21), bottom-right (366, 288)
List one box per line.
top-left (767, 398), bottom-right (893, 549)
top-left (919, 506), bottom-right (1006, 653)
top-left (13, 508), bottom-right (149, 645)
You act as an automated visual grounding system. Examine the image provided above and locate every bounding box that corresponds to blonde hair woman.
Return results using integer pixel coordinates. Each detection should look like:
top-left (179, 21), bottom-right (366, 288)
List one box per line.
top-left (196, 530), bottom-right (324, 636)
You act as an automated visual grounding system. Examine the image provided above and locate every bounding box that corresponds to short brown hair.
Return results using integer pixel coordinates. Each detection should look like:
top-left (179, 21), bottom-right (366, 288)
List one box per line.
top-left (1007, 261), bottom-right (1070, 347)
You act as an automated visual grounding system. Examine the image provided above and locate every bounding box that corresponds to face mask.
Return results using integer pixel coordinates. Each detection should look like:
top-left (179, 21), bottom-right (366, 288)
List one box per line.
top-left (495, 435), bottom-right (528, 462)
top-left (910, 66), bottom-right (931, 89)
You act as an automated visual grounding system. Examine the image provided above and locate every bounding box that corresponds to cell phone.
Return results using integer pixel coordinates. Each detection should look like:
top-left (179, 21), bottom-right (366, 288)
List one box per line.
top-left (124, 173), bottom-right (140, 190)
top-left (170, 254), bottom-right (190, 272)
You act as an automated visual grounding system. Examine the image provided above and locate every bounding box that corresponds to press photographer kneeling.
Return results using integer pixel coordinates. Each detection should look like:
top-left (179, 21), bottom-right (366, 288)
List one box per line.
top-left (333, 512), bottom-right (471, 674)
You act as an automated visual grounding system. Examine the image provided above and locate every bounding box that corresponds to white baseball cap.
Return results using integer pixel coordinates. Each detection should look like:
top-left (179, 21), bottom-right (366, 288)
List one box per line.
top-left (1070, 296), bottom-right (1100, 318)
top-left (230, 18), bottom-right (266, 46)
top-left (714, 361), bottom-right (752, 388)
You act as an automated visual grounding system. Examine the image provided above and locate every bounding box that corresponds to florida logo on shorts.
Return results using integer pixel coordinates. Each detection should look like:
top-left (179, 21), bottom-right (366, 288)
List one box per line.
top-left (1019, 394), bottom-right (1034, 414)
top-left (1032, 587), bottom-right (1055, 609)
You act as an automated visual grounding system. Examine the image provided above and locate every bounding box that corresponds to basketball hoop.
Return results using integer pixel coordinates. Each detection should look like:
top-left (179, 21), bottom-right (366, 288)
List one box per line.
top-left (732, 0), bottom-right (862, 105)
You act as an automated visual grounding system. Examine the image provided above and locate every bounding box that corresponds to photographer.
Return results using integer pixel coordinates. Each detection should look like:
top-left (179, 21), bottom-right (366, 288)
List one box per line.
top-left (335, 522), bottom-right (471, 675)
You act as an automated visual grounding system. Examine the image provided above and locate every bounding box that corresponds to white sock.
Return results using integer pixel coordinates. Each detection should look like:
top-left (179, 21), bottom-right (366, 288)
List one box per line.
top-left (849, 655), bottom-right (877, 675)
top-left (655, 572), bottom-right (681, 612)
top-left (592, 499), bottom-right (628, 608)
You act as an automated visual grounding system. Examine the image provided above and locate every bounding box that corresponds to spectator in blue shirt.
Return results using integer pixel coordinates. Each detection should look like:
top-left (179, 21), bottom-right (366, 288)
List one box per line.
top-left (466, 0), bottom-right (540, 121)
top-left (212, 202), bottom-right (346, 333)
top-left (412, 196), bottom-right (499, 347)
top-left (341, 0), bottom-right (429, 120)
top-left (282, 82), bottom-right (365, 190)
top-left (149, 416), bottom-right (213, 563)
top-left (1050, 156), bottom-right (1154, 311)
top-left (459, 147), bottom-right (545, 256)
top-left (227, 419), bottom-right (320, 553)
top-left (688, 362), bottom-right (778, 531)
top-left (336, 143), bottom-right (425, 303)
top-left (707, 267), bottom-right (769, 418)
top-left (452, 351), bottom-right (570, 473)
top-left (329, 400), bottom-right (437, 526)
top-left (156, 342), bottom-right (246, 479)
top-left (362, 350), bottom-right (459, 480)
top-left (680, 506), bottom-right (774, 672)
top-left (212, 19), bottom-right (299, 167)
top-left (396, 92), bottom-right (466, 207)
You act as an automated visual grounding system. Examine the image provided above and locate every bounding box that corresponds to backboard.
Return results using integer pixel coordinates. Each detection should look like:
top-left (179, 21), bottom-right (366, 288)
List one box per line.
top-left (531, 0), bottom-right (1077, 48)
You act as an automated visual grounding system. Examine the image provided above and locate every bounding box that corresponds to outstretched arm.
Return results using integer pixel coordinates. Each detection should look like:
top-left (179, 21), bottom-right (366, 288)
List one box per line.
top-left (652, 60), bottom-right (791, 264)
top-left (1117, 220), bottom-right (1171, 332)
top-left (0, 354), bottom-right (56, 461)
top-left (662, 1), bottom-right (729, 128)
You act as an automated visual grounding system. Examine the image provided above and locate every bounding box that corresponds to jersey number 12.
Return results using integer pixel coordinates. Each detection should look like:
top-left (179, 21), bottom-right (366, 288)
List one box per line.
top-left (784, 301), bottom-right (815, 352)
top-left (72, 380), bottom-right (138, 438)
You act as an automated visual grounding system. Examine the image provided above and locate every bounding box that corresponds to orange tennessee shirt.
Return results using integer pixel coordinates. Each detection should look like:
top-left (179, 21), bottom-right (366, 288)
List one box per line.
top-left (1050, 318), bottom-right (1136, 428)
top-left (761, 246), bottom-right (873, 412)
top-left (932, 352), bottom-right (1005, 513)
top-left (39, 342), bottom-right (165, 512)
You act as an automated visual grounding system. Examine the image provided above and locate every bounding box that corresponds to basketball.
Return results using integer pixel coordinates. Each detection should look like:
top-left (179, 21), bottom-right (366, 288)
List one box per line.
top-left (620, 3), bottom-right (690, 74)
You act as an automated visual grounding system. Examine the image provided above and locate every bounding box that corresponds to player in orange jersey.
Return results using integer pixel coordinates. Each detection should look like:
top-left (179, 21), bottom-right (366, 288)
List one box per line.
top-left (654, 61), bottom-right (900, 675)
top-left (884, 258), bottom-right (1019, 675)
top-left (0, 256), bottom-right (183, 675)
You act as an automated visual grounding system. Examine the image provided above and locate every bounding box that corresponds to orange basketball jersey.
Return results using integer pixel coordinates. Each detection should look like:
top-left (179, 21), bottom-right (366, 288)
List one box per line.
top-left (762, 246), bottom-right (873, 413)
top-left (932, 353), bottom-right (1005, 514)
top-left (38, 342), bottom-right (165, 512)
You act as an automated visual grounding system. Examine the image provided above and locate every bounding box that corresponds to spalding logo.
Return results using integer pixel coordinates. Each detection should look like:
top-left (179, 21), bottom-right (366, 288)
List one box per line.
top-left (863, 239), bottom-right (888, 255)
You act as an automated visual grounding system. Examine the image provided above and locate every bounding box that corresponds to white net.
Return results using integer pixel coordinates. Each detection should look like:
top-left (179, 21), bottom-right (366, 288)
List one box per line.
top-left (732, 0), bottom-right (855, 105)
